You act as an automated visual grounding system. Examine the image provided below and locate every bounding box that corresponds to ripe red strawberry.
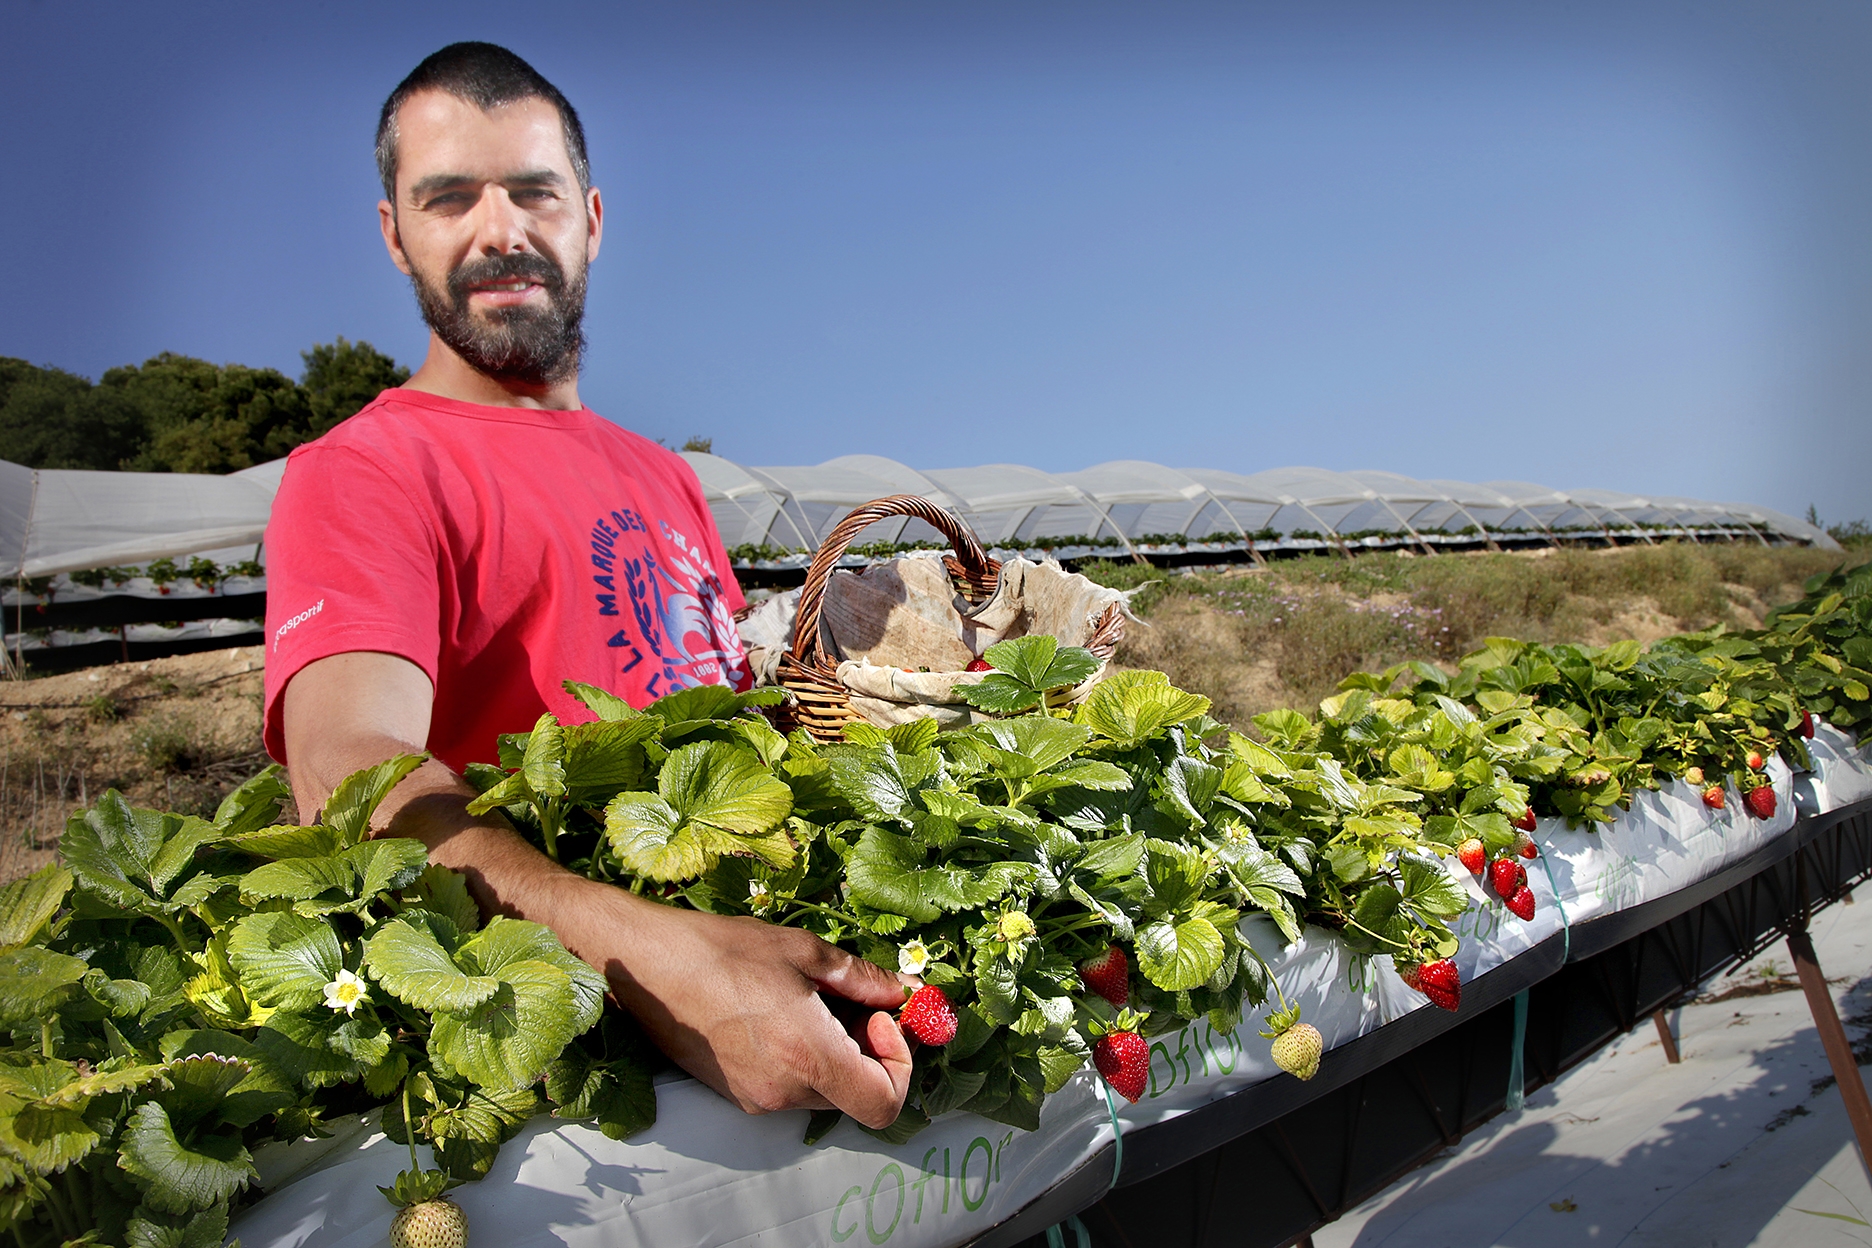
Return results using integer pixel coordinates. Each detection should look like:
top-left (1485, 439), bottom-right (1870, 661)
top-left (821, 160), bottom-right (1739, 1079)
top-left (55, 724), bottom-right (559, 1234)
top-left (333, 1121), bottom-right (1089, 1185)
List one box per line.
top-left (1079, 945), bottom-right (1130, 1008)
top-left (1745, 785), bottom-right (1777, 820)
top-left (1746, 750), bottom-right (1765, 771)
top-left (1684, 766), bottom-right (1705, 787)
top-left (1512, 831), bottom-right (1539, 860)
top-left (1270, 1022), bottom-right (1323, 1081)
top-left (964, 658), bottom-right (993, 672)
top-left (1800, 710), bottom-right (1815, 739)
top-left (1489, 858), bottom-right (1520, 900)
top-left (1702, 785), bottom-right (1725, 810)
top-left (1094, 1030), bottom-right (1150, 1103)
top-left (1417, 959), bottom-right (1461, 1012)
top-left (898, 985), bottom-right (957, 1046)
top-left (1456, 838), bottom-right (1486, 875)
top-left (1506, 886), bottom-right (1536, 921)
top-left (1512, 806), bottom-right (1537, 832)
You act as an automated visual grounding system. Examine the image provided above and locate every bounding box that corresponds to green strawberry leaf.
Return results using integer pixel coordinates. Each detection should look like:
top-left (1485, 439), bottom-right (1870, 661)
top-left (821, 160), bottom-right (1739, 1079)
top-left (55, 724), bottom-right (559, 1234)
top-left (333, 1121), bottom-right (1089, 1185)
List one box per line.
top-left (424, 918), bottom-right (605, 1090)
top-left (563, 717), bottom-right (661, 799)
top-left (1143, 839), bottom-right (1210, 911)
top-left (958, 674), bottom-right (1044, 715)
top-left (319, 754), bottom-right (426, 847)
top-left (364, 912), bottom-right (499, 1013)
top-left (981, 636), bottom-right (1101, 693)
top-left (0, 864), bottom-right (71, 949)
top-left (407, 865), bottom-right (483, 934)
top-left (545, 1048), bottom-right (657, 1140)
top-left (1399, 855), bottom-right (1470, 919)
top-left (61, 794), bottom-right (220, 913)
top-left (123, 1203), bottom-right (229, 1248)
top-left (225, 911), bottom-right (342, 1010)
top-left (117, 1102), bottom-right (255, 1214)
top-left (521, 713), bottom-right (569, 799)
top-left (224, 823), bottom-right (342, 861)
top-left (974, 717), bottom-right (1094, 778)
top-left (0, 1095), bottom-right (98, 1172)
top-left (0, 947), bottom-right (90, 1029)
top-left (563, 679), bottom-right (643, 721)
top-left (605, 741), bottom-right (794, 880)
top-left (154, 1054), bottom-right (251, 1132)
top-left (253, 1009), bottom-right (373, 1088)
top-left (1137, 913), bottom-right (1226, 991)
top-left (211, 765), bottom-right (291, 837)
top-left (430, 963), bottom-right (583, 1090)
top-left (1077, 671), bottom-right (1211, 750)
top-left (845, 826), bottom-right (1031, 923)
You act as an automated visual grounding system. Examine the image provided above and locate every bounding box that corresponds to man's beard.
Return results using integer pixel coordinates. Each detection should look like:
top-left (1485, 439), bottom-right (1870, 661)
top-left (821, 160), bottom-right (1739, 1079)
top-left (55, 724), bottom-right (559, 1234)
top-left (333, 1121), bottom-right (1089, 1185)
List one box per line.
top-left (410, 249), bottom-right (588, 388)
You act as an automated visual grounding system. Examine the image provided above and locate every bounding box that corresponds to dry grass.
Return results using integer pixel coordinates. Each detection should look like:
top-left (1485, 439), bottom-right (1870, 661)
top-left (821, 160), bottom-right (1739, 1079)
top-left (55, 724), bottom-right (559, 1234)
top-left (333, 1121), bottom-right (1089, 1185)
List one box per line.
top-left (1091, 543), bottom-right (1858, 731)
top-left (0, 646), bottom-right (271, 884)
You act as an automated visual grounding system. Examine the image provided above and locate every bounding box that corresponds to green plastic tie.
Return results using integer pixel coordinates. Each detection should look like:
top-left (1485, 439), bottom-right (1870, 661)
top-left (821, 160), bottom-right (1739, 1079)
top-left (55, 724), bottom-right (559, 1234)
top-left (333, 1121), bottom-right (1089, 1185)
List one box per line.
top-left (1507, 830), bottom-right (1572, 1111)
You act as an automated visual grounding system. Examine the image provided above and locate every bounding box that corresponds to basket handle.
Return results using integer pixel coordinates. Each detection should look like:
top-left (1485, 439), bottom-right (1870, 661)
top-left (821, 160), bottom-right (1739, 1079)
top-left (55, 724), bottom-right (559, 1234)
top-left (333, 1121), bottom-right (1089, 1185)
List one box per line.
top-left (788, 495), bottom-right (997, 664)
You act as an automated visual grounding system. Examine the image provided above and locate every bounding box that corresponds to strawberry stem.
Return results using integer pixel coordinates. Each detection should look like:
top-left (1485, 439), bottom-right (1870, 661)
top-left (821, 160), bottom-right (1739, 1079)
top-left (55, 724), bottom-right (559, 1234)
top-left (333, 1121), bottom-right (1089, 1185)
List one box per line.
top-left (402, 1077), bottom-right (420, 1177)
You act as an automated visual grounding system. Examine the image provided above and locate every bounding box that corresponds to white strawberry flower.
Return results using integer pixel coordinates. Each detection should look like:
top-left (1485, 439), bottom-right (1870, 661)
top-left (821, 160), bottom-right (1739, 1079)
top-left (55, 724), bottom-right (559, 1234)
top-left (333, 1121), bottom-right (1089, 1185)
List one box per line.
top-left (747, 879), bottom-right (772, 911)
top-left (322, 968), bottom-right (369, 1016)
top-left (898, 940), bottom-right (931, 975)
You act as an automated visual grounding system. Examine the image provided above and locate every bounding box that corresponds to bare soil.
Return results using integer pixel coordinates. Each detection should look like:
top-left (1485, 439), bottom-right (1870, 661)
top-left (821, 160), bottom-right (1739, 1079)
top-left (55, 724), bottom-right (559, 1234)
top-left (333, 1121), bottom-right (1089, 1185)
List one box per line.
top-left (0, 645), bottom-right (269, 884)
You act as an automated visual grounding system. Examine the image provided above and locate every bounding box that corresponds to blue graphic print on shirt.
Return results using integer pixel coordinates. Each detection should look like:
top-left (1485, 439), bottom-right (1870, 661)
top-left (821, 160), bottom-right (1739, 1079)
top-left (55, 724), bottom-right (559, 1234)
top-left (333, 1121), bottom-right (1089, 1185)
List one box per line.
top-left (589, 508), bottom-right (748, 698)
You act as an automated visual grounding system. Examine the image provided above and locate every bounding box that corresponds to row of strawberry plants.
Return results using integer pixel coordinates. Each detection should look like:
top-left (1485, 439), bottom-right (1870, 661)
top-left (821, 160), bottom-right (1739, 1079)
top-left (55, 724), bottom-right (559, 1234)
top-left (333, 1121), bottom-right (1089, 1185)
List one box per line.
top-left (1, 560), bottom-right (1866, 1245)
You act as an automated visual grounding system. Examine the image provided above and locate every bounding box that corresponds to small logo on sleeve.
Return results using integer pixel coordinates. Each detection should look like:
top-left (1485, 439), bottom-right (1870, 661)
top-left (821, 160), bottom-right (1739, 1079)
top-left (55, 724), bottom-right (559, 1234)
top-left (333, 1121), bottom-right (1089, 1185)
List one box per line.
top-left (273, 599), bottom-right (325, 652)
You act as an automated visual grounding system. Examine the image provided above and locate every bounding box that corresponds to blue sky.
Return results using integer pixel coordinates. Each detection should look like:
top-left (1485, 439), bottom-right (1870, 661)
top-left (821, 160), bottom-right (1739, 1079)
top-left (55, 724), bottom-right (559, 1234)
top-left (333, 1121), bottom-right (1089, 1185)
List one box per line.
top-left (4, 1), bottom-right (1868, 525)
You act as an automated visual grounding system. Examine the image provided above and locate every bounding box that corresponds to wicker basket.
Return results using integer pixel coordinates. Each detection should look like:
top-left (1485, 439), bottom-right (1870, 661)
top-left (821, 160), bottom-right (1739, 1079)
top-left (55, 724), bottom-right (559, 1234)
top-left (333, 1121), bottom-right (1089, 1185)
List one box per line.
top-left (772, 494), bottom-right (1125, 740)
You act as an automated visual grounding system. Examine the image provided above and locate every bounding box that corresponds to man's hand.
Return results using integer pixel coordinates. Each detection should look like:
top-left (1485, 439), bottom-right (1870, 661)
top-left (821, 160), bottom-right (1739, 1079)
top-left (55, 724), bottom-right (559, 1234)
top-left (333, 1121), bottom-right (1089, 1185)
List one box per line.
top-left (281, 650), bottom-right (915, 1128)
top-left (551, 880), bottom-right (916, 1128)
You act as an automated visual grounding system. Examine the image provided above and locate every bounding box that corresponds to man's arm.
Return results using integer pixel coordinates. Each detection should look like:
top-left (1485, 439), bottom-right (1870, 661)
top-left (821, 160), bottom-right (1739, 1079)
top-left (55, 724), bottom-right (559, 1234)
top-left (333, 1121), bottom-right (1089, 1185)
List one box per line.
top-left (281, 650), bottom-right (915, 1128)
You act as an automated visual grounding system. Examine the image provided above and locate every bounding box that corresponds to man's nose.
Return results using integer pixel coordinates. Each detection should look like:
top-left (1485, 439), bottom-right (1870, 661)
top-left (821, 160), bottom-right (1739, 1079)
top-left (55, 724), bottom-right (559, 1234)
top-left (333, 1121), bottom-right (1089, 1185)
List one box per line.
top-left (468, 186), bottom-right (531, 255)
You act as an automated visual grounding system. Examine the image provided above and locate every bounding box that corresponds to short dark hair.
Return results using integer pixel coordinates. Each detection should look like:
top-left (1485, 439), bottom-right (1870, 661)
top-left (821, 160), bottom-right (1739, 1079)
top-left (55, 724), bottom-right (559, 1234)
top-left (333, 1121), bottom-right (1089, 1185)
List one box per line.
top-left (376, 42), bottom-right (590, 203)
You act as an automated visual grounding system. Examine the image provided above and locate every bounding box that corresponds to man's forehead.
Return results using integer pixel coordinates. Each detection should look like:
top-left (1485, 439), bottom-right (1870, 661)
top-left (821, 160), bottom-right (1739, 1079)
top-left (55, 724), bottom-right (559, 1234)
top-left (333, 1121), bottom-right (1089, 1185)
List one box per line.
top-left (394, 90), bottom-right (576, 191)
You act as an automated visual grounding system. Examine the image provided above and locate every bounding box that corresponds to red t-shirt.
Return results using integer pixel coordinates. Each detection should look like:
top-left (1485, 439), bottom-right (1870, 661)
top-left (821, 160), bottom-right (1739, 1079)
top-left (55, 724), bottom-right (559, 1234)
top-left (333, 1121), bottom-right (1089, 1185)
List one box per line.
top-left (261, 388), bottom-right (750, 772)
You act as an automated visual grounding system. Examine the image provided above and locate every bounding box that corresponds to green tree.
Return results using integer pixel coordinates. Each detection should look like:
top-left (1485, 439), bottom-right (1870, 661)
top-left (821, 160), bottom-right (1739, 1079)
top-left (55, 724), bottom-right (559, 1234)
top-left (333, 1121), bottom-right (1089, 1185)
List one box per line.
top-left (0, 358), bottom-right (147, 469)
top-left (120, 357), bottom-right (313, 473)
top-left (301, 337), bottom-right (411, 436)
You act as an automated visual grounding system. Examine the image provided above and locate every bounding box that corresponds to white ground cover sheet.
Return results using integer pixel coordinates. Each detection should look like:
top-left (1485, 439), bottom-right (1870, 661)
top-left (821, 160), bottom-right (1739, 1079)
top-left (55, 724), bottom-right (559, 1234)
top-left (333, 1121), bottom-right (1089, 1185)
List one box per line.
top-left (229, 728), bottom-right (1872, 1248)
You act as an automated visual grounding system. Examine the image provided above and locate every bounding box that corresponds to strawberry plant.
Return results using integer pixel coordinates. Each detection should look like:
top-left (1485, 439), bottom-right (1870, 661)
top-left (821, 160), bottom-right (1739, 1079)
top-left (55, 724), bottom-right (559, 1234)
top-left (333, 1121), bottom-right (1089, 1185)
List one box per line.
top-left (464, 646), bottom-right (1468, 1141)
top-left (0, 758), bottom-right (629, 1247)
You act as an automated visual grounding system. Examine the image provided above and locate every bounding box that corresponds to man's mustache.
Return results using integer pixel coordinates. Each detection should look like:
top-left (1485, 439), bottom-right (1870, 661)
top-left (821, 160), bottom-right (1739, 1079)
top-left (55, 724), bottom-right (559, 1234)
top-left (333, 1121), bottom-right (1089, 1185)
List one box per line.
top-left (446, 253), bottom-right (565, 307)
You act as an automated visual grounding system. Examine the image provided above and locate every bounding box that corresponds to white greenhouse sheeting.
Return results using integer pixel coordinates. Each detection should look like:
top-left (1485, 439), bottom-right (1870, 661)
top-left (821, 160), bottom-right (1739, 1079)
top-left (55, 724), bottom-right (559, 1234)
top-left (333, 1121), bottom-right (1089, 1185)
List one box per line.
top-left (680, 455), bottom-right (1839, 555)
top-left (0, 454), bottom-right (1835, 580)
top-left (0, 461), bottom-right (279, 578)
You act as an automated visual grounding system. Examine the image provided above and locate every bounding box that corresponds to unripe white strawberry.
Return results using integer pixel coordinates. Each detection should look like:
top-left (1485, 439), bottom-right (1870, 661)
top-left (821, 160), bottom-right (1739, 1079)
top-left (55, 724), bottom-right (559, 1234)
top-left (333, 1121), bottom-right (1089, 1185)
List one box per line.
top-left (1270, 1022), bottom-right (1323, 1081)
top-left (391, 1198), bottom-right (468, 1248)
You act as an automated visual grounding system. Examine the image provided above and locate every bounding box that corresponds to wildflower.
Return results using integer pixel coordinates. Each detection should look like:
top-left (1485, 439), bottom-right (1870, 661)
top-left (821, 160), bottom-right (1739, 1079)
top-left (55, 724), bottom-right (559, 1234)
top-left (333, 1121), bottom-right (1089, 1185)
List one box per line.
top-left (322, 969), bottom-right (369, 1016)
top-left (899, 940), bottom-right (931, 975)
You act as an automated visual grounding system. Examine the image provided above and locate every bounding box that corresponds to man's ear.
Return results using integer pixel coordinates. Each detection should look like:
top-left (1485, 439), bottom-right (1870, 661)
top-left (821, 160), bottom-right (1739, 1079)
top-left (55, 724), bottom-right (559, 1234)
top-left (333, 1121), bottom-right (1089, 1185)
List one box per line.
top-left (585, 186), bottom-right (604, 265)
top-left (379, 199), bottom-right (414, 277)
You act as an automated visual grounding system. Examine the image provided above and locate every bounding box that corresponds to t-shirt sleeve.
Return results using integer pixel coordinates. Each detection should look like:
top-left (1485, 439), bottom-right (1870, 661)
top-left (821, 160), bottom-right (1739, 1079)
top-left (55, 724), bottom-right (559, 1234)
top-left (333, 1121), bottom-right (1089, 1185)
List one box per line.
top-left (261, 445), bottom-right (443, 764)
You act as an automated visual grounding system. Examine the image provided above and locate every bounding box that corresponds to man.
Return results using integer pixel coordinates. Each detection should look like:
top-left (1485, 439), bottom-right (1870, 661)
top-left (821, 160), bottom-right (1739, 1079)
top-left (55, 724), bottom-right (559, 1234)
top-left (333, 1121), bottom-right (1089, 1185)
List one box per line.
top-left (263, 42), bottom-right (913, 1130)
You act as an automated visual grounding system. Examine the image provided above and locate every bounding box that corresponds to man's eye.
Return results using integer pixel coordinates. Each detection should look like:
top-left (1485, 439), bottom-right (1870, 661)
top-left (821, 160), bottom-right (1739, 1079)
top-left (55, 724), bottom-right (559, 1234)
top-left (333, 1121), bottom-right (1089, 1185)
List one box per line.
top-left (425, 193), bottom-right (471, 210)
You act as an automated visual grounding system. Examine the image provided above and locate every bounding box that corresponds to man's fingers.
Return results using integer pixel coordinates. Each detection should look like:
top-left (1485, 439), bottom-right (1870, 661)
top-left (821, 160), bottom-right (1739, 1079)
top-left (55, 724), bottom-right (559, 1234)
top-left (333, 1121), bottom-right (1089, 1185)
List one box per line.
top-left (800, 935), bottom-right (917, 1009)
top-left (813, 1008), bottom-right (915, 1130)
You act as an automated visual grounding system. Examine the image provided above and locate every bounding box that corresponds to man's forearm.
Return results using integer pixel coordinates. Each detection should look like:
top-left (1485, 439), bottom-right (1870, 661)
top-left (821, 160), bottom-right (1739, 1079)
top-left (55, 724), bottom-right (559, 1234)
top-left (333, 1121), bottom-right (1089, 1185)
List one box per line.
top-left (290, 730), bottom-right (587, 924)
